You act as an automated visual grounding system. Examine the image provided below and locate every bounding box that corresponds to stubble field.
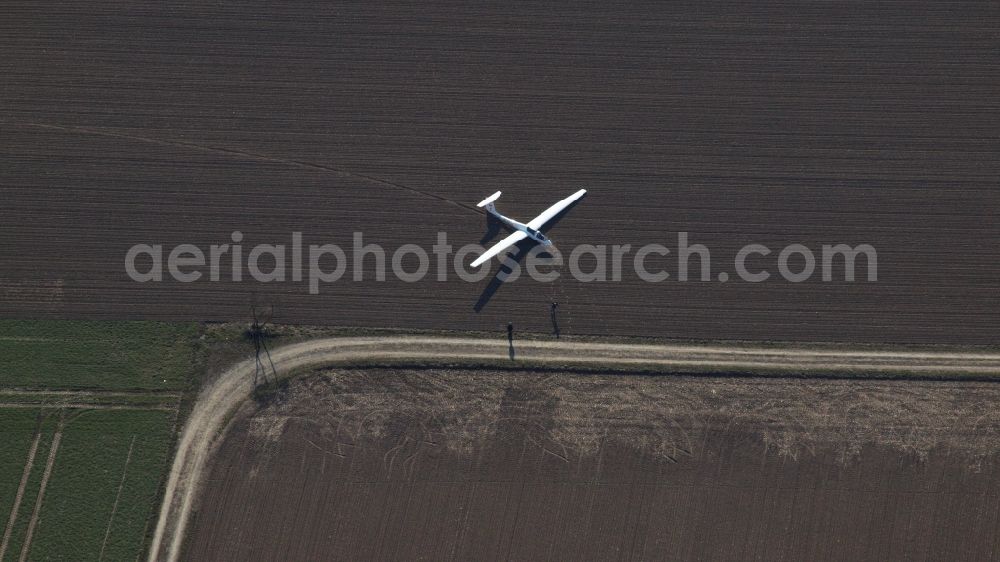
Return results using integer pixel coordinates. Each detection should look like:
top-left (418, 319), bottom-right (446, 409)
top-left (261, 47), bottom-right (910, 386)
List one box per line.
top-left (188, 367), bottom-right (1000, 561)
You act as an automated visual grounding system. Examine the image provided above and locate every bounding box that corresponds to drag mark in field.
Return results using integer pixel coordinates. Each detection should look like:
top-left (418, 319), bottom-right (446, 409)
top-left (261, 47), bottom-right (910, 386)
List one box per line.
top-left (21, 121), bottom-right (479, 215)
top-left (0, 428), bottom-right (41, 562)
top-left (17, 418), bottom-right (63, 562)
top-left (99, 435), bottom-right (137, 562)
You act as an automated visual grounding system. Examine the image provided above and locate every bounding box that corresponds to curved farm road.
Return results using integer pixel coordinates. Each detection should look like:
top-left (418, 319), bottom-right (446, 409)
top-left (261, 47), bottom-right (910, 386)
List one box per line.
top-left (148, 336), bottom-right (1000, 561)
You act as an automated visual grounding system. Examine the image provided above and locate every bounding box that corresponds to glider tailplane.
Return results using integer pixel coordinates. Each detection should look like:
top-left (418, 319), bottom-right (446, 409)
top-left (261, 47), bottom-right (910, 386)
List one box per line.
top-left (477, 191), bottom-right (502, 214)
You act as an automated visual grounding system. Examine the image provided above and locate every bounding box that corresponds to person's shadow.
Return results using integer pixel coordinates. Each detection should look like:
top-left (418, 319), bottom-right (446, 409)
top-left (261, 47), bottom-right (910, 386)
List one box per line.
top-left (507, 322), bottom-right (515, 360)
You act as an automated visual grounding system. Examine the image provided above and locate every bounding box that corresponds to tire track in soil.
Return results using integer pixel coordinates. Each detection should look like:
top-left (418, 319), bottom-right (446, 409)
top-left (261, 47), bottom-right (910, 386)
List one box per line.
top-left (0, 404), bottom-right (177, 412)
top-left (0, 425), bottom-right (41, 562)
top-left (99, 435), bottom-right (137, 562)
top-left (17, 415), bottom-right (64, 562)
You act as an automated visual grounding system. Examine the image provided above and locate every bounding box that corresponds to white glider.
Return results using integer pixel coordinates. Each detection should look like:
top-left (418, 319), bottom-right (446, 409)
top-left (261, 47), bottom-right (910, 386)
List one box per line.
top-left (470, 189), bottom-right (587, 268)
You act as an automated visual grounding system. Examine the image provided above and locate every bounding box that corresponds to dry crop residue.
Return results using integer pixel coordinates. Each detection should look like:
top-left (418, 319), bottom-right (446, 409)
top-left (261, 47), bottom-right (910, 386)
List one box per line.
top-left (188, 368), bottom-right (1000, 561)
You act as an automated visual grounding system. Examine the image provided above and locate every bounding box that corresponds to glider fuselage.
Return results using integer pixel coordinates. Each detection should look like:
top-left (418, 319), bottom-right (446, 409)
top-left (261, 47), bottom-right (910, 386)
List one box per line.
top-left (488, 211), bottom-right (553, 246)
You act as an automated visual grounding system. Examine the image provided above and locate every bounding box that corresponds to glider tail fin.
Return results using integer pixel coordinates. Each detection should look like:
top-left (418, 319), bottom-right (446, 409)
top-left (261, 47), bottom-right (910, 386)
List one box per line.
top-left (477, 191), bottom-right (502, 214)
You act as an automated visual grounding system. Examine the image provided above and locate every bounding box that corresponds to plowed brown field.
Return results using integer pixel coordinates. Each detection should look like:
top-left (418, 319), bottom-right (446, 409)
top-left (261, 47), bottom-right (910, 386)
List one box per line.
top-left (187, 368), bottom-right (1000, 561)
top-left (2, 1), bottom-right (999, 344)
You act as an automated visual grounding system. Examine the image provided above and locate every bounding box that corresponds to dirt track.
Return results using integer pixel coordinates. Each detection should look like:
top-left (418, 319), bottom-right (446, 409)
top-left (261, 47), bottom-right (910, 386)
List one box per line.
top-left (148, 336), bottom-right (1000, 561)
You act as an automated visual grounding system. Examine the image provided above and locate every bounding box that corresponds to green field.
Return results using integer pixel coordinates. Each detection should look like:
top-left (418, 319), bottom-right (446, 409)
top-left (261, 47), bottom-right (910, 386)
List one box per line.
top-left (0, 320), bottom-right (199, 561)
top-left (0, 320), bottom-right (200, 390)
top-left (0, 408), bottom-right (175, 562)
